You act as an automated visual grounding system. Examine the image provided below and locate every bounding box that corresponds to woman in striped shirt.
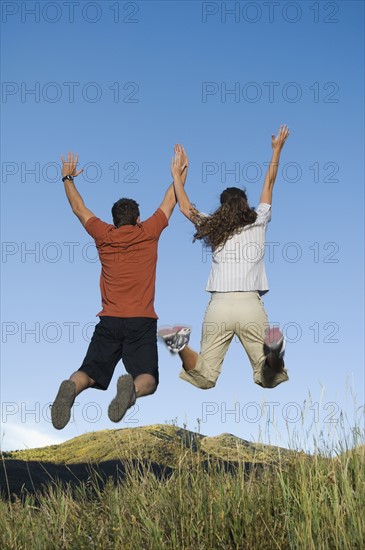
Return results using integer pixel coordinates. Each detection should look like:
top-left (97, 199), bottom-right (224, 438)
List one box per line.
top-left (160, 126), bottom-right (290, 390)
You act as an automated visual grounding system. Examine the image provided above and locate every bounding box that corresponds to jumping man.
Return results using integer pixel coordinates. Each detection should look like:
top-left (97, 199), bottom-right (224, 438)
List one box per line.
top-left (51, 147), bottom-right (188, 429)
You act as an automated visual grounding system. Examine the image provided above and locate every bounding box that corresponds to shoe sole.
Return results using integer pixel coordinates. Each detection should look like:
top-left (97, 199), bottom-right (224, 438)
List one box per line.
top-left (264, 327), bottom-right (285, 357)
top-left (157, 326), bottom-right (175, 339)
top-left (157, 326), bottom-right (191, 353)
top-left (108, 374), bottom-right (135, 423)
top-left (157, 325), bottom-right (191, 338)
top-left (51, 380), bottom-right (76, 430)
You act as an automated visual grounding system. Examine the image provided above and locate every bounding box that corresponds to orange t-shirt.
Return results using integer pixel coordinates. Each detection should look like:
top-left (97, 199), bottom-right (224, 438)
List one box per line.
top-left (85, 208), bottom-right (168, 318)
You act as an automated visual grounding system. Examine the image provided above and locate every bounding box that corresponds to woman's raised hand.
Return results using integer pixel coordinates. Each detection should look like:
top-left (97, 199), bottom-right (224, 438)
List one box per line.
top-left (271, 125), bottom-right (290, 151)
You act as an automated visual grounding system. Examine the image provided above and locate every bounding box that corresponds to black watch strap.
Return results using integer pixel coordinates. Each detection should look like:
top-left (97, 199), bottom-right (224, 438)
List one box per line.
top-left (62, 175), bottom-right (74, 182)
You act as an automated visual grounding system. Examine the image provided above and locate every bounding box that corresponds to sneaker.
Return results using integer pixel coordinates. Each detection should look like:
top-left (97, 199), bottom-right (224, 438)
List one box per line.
top-left (158, 325), bottom-right (191, 353)
top-left (264, 327), bottom-right (286, 359)
top-left (108, 374), bottom-right (136, 423)
top-left (51, 380), bottom-right (76, 430)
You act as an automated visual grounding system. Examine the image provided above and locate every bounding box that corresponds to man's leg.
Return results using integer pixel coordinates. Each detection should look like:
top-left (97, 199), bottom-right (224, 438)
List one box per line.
top-left (52, 317), bottom-right (123, 430)
top-left (108, 318), bottom-right (159, 423)
top-left (134, 373), bottom-right (157, 397)
top-left (69, 370), bottom-right (96, 395)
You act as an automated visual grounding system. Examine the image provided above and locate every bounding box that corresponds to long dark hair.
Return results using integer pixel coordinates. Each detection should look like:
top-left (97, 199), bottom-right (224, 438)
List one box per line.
top-left (191, 187), bottom-right (257, 249)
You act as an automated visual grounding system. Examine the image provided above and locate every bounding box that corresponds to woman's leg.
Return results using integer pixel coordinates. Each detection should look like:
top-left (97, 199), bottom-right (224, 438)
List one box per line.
top-left (178, 294), bottom-right (235, 389)
top-left (178, 345), bottom-right (199, 371)
top-left (265, 350), bottom-right (285, 372)
top-left (235, 292), bottom-right (288, 389)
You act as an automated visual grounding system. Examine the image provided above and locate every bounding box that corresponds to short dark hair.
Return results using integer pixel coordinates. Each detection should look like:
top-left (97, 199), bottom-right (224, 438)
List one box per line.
top-left (112, 198), bottom-right (140, 227)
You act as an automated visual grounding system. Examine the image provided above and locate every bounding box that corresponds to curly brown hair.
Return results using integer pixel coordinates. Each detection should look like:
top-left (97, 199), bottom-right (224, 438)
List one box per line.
top-left (191, 187), bottom-right (257, 250)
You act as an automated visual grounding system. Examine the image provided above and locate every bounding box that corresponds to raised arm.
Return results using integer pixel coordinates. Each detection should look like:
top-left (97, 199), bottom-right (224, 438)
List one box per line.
top-left (171, 145), bottom-right (196, 223)
top-left (260, 125), bottom-right (290, 205)
top-left (61, 152), bottom-right (95, 227)
top-left (159, 144), bottom-right (189, 221)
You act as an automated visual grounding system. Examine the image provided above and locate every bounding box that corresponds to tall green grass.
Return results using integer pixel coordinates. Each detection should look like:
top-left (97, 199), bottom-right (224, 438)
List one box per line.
top-left (1, 430), bottom-right (364, 549)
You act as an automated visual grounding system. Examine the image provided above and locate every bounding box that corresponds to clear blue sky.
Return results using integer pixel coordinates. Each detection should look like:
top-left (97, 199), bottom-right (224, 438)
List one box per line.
top-left (1, 0), bottom-right (364, 453)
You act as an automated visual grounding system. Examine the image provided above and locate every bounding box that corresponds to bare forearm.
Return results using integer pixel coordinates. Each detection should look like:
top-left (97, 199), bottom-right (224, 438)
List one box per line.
top-left (166, 145), bottom-right (191, 219)
top-left (162, 166), bottom-right (188, 207)
top-left (263, 149), bottom-right (281, 189)
top-left (173, 172), bottom-right (191, 215)
top-left (260, 125), bottom-right (290, 204)
top-left (64, 180), bottom-right (86, 213)
top-left (259, 149), bottom-right (283, 205)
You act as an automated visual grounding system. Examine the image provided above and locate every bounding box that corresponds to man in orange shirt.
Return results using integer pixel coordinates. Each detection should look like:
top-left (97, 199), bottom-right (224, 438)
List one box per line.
top-left (51, 148), bottom-right (188, 430)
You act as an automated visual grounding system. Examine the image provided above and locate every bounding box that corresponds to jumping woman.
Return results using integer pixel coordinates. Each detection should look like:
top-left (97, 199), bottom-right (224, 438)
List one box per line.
top-left (159, 126), bottom-right (290, 390)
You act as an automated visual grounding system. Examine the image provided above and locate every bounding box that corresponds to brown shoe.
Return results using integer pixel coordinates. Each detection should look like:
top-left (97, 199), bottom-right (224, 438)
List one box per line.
top-left (51, 380), bottom-right (76, 430)
top-left (108, 375), bottom-right (136, 423)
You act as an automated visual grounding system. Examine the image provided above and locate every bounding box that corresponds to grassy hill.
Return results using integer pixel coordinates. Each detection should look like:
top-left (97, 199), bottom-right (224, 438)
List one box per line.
top-left (4, 424), bottom-right (299, 467)
top-left (1, 425), bottom-right (364, 549)
top-left (1, 424), bottom-right (305, 498)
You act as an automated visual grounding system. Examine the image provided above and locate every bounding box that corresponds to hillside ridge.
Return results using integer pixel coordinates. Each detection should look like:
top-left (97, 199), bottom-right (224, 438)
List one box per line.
top-left (1, 424), bottom-right (306, 497)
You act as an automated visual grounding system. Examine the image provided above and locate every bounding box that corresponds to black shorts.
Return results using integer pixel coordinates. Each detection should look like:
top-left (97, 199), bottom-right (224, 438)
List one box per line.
top-left (78, 316), bottom-right (158, 390)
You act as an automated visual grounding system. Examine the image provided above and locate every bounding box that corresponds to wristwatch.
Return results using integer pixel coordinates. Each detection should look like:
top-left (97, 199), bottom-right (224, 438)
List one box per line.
top-left (62, 175), bottom-right (74, 182)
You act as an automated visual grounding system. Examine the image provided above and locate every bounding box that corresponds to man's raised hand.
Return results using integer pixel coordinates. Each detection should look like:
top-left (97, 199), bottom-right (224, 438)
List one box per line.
top-left (271, 125), bottom-right (290, 151)
top-left (179, 144), bottom-right (189, 173)
top-left (171, 144), bottom-right (188, 179)
top-left (61, 152), bottom-right (84, 179)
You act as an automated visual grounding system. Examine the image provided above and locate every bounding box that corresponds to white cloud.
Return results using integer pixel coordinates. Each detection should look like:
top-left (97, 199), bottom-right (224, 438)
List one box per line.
top-left (1, 422), bottom-right (66, 452)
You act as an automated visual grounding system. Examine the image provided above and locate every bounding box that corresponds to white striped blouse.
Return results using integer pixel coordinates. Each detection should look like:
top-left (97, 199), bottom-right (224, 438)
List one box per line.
top-left (205, 203), bottom-right (272, 293)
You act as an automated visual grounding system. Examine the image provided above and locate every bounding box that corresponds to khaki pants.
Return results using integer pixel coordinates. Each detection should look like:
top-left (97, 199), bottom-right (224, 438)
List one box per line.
top-left (179, 291), bottom-right (289, 390)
